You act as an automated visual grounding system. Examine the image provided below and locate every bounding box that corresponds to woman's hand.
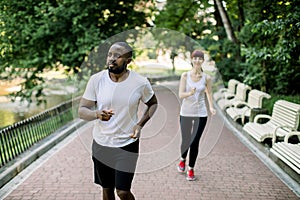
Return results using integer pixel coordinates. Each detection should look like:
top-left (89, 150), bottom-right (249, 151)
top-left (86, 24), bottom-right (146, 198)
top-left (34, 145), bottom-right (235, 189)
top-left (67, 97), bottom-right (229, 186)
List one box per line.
top-left (189, 87), bottom-right (196, 96)
top-left (210, 107), bottom-right (216, 115)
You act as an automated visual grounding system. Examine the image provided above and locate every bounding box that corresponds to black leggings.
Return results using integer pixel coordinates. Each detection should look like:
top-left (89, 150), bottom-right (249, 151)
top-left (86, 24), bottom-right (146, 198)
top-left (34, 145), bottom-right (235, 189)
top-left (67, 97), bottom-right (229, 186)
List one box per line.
top-left (180, 116), bottom-right (207, 168)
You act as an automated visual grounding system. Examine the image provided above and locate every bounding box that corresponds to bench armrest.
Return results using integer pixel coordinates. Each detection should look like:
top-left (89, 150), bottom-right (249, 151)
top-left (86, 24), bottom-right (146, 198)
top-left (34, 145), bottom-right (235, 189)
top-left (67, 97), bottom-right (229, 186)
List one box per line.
top-left (218, 88), bottom-right (228, 93)
top-left (241, 107), bottom-right (251, 125)
top-left (272, 125), bottom-right (295, 145)
top-left (232, 101), bottom-right (249, 108)
top-left (254, 114), bottom-right (271, 123)
top-left (224, 93), bottom-right (235, 100)
top-left (283, 131), bottom-right (300, 143)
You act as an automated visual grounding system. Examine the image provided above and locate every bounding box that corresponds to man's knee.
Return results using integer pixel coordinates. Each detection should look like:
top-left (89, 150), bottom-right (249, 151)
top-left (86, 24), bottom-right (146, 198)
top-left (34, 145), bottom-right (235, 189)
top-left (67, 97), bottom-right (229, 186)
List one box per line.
top-left (116, 189), bottom-right (131, 199)
top-left (103, 188), bottom-right (115, 198)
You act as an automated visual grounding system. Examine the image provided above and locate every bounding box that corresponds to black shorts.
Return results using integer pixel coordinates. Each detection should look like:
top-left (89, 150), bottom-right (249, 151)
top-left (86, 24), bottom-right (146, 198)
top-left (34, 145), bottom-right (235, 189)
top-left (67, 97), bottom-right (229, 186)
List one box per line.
top-left (92, 139), bottom-right (139, 191)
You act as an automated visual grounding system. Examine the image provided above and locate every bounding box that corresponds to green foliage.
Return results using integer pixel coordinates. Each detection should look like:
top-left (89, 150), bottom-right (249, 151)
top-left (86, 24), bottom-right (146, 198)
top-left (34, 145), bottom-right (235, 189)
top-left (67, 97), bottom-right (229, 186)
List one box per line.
top-left (209, 36), bottom-right (242, 83)
top-left (155, 0), bottom-right (299, 96)
top-left (1, 0), bottom-right (299, 103)
top-left (0, 0), bottom-right (154, 102)
top-left (155, 0), bottom-right (213, 40)
top-left (154, 0), bottom-right (217, 74)
top-left (238, 1), bottom-right (300, 94)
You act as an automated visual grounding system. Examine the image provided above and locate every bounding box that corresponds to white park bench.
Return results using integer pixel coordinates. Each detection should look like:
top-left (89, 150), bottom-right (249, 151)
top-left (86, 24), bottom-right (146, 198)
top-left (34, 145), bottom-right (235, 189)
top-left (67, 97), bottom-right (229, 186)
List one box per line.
top-left (213, 79), bottom-right (240, 101)
top-left (270, 131), bottom-right (300, 174)
top-left (243, 100), bottom-right (300, 144)
top-left (217, 83), bottom-right (251, 110)
top-left (226, 89), bottom-right (271, 124)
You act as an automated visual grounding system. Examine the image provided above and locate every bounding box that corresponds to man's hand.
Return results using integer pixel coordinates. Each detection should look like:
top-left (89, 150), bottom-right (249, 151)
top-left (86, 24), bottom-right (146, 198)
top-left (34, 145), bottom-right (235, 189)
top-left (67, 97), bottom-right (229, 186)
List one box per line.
top-left (130, 125), bottom-right (142, 139)
top-left (96, 109), bottom-right (114, 121)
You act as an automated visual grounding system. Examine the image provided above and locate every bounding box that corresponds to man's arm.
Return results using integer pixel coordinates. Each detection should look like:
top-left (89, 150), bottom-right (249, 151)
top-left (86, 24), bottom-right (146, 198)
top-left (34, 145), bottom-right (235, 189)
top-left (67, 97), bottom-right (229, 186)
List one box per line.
top-left (78, 98), bottom-right (97, 121)
top-left (78, 98), bottom-right (114, 121)
top-left (138, 94), bottom-right (158, 127)
top-left (131, 94), bottom-right (158, 138)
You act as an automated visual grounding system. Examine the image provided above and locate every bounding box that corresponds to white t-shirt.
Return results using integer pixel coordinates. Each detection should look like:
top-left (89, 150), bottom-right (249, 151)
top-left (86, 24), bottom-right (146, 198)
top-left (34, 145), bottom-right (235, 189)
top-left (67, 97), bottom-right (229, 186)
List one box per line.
top-left (82, 70), bottom-right (154, 147)
top-left (180, 71), bottom-right (208, 117)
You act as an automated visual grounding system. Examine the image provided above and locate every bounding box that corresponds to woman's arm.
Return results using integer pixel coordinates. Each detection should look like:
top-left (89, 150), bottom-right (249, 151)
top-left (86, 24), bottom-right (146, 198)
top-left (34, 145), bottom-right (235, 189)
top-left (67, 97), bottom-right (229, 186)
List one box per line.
top-left (205, 75), bottom-right (216, 115)
top-left (178, 72), bottom-right (195, 99)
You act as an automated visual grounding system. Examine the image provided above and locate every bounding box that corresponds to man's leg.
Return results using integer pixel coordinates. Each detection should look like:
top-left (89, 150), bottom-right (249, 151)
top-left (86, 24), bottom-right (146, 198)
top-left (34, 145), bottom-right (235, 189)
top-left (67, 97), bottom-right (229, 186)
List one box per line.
top-left (116, 189), bottom-right (135, 200)
top-left (115, 170), bottom-right (136, 200)
top-left (92, 156), bottom-right (116, 199)
top-left (103, 188), bottom-right (115, 200)
top-left (115, 140), bottom-right (139, 200)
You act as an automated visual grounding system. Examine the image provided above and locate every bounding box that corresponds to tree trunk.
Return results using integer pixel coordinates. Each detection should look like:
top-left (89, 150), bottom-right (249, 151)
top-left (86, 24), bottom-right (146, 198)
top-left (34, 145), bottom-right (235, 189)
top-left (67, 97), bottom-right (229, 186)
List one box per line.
top-left (214, 0), bottom-right (238, 43)
top-left (237, 0), bottom-right (245, 31)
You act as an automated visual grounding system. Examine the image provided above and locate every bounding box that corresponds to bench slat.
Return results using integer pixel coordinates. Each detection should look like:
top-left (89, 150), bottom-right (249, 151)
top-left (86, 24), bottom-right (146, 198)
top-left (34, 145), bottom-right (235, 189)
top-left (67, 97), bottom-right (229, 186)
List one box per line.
top-left (270, 147), bottom-right (300, 174)
top-left (273, 143), bottom-right (300, 165)
top-left (218, 83), bottom-right (251, 110)
top-left (214, 79), bottom-right (240, 101)
top-left (243, 100), bottom-right (300, 143)
top-left (225, 89), bottom-right (271, 124)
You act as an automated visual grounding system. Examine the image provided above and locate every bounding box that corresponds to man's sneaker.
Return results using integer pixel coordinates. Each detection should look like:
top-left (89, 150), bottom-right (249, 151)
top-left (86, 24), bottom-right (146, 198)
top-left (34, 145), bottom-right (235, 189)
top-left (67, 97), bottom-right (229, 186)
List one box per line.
top-left (186, 169), bottom-right (196, 181)
top-left (177, 160), bottom-right (186, 173)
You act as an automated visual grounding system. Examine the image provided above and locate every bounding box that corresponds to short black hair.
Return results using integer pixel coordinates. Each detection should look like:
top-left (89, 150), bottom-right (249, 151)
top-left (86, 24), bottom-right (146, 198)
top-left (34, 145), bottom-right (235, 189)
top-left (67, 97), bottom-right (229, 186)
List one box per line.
top-left (113, 42), bottom-right (133, 58)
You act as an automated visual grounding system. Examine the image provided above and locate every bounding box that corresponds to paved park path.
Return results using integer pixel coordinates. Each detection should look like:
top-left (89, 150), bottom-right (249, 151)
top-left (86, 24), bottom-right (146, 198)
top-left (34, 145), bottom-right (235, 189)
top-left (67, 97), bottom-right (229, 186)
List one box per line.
top-left (1, 81), bottom-right (299, 200)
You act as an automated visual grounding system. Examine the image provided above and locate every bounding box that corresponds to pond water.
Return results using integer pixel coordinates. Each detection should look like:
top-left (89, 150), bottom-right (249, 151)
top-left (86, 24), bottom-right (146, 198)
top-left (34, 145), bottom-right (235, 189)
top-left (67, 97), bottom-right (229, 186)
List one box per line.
top-left (0, 94), bottom-right (73, 129)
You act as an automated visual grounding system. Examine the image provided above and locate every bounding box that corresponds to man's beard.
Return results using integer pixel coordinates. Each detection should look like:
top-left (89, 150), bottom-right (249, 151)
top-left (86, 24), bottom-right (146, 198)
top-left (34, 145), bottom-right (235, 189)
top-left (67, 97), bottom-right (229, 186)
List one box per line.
top-left (108, 62), bottom-right (127, 74)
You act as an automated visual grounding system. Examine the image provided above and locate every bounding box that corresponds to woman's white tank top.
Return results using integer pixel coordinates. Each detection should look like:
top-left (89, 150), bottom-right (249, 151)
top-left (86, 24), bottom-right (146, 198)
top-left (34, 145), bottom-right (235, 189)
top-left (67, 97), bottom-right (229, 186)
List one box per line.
top-left (180, 71), bottom-right (208, 117)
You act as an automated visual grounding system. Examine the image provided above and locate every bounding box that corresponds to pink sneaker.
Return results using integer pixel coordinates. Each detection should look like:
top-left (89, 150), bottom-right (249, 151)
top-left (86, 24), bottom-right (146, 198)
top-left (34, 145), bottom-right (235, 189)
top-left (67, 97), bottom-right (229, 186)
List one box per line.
top-left (186, 169), bottom-right (196, 181)
top-left (177, 160), bottom-right (185, 173)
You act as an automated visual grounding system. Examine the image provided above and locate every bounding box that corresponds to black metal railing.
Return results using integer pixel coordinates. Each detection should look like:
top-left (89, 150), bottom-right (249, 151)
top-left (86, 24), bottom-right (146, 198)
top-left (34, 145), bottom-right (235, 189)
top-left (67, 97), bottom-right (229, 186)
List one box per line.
top-left (0, 97), bottom-right (80, 168)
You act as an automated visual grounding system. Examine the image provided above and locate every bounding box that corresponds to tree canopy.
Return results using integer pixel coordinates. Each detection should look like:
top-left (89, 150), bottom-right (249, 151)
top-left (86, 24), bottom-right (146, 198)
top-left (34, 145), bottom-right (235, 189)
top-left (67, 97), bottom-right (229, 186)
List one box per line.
top-left (0, 0), bottom-right (154, 102)
top-left (155, 0), bottom-right (300, 95)
top-left (0, 0), bottom-right (299, 103)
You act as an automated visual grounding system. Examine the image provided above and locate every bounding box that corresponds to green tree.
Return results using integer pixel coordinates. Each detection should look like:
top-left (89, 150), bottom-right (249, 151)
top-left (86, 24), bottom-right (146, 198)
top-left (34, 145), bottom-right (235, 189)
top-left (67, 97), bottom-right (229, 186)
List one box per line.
top-left (154, 0), bottom-right (242, 83)
top-left (155, 0), bottom-right (214, 41)
top-left (0, 0), bottom-right (154, 102)
top-left (239, 0), bottom-right (300, 94)
top-left (155, 0), bottom-right (300, 95)
top-left (154, 0), bottom-right (215, 72)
